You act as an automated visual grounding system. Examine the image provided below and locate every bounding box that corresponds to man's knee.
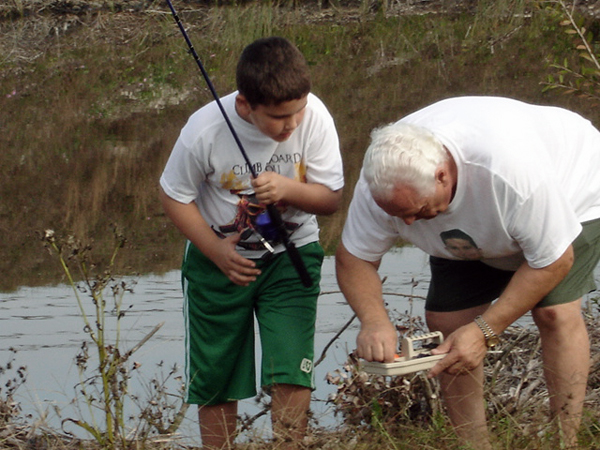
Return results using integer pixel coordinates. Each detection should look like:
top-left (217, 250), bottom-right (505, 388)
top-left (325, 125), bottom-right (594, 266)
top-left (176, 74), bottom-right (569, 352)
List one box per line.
top-left (532, 300), bottom-right (585, 334)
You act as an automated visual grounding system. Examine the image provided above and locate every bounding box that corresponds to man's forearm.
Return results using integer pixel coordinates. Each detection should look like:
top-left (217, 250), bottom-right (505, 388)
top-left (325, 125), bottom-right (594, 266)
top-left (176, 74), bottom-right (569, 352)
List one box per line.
top-left (335, 242), bottom-right (387, 323)
top-left (482, 245), bottom-right (575, 334)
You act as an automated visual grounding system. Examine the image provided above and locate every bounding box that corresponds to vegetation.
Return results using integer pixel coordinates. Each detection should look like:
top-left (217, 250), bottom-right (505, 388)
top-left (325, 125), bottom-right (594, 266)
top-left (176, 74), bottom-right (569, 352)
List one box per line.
top-left (2, 0), bottom-right (599, 291)
top-left (39, 228), bottom-right (188, 449)
top-left (3, 0), bottom-right (600, 448)
top-left (543, 0), bottom-right (600, 100)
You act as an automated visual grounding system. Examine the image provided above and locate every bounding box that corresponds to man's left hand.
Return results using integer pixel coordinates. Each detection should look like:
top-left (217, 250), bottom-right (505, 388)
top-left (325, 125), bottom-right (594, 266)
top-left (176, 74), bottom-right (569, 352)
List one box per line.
top-left (427, 322), bottom-right (487, 378)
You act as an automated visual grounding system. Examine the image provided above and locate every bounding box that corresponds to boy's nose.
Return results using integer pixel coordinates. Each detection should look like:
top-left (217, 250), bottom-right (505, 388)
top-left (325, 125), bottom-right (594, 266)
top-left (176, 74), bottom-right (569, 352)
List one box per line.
top-left (284, 115), bottom-right (298, 131)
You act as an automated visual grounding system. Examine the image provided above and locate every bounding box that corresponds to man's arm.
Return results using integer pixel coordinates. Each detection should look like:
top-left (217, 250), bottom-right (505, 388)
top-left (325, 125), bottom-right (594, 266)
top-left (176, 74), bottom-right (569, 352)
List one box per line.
top-left (159, 188), bottom-right (261, 286)
top-left (252, 172), bottom-right (342, 215)
top-left (429, 245), bottom-right (574, 376)
top-left (335, 242), bottom-right (398, 362)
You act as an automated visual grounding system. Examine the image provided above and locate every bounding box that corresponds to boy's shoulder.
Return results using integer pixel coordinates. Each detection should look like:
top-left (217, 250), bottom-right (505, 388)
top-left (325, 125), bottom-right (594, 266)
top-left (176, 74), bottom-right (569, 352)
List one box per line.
top-left (306, 92), bottom-right (327, 111)
top-left (304, 92), bottom-right (336, 124)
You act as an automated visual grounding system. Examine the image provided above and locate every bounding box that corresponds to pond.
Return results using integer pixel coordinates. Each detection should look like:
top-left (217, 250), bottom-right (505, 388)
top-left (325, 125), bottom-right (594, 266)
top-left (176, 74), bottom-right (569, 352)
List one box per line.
top-left (6, 244), bottom-right (589, 445)
top-left (0, 246), bottom-right (431, 444)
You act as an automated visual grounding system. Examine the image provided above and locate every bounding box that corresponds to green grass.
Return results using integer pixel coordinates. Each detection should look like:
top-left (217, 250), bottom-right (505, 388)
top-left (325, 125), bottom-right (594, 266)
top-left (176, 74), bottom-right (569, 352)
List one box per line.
top-left (0, 1), bottom-right (596, 291)
top-left (3, 2), bottom-right (600, 447)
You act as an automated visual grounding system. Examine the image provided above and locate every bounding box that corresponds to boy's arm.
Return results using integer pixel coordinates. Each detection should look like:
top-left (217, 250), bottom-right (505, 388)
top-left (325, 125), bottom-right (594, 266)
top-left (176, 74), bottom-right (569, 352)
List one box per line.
top-left (159, 188), bottom-right (261, 286)
top-left (251, 172), bottom-right (342, 215)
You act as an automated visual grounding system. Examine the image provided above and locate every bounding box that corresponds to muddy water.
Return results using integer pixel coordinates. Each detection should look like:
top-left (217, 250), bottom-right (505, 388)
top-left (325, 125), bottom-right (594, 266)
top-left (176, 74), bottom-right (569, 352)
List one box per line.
top-left (0, 246), bottom-right (461, 442)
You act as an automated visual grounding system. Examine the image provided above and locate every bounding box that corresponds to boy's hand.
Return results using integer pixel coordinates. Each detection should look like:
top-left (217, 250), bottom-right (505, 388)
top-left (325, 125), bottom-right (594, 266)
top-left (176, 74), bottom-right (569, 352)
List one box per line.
top-left (252, 172), bottom-right (291, 205)
top-left (212, 233), bottom-right (262, 286)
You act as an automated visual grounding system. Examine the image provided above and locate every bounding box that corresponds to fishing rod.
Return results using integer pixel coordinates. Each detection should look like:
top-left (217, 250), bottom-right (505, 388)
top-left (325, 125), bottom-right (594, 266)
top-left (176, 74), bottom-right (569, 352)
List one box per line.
top-left (165, 0), bottom-right (313, 287)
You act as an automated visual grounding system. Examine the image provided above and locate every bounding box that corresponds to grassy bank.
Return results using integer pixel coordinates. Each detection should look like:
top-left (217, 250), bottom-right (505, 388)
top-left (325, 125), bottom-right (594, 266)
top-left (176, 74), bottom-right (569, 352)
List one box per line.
top-left (1, 0), bottom-right (597, 290)
top-left (2, 1), bottom-right (600, 448)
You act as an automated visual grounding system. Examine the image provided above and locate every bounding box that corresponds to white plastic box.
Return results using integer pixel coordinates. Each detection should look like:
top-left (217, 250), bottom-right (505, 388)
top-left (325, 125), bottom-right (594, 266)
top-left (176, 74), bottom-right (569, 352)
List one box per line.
top-left (362, 331), bottom-right (445, 376)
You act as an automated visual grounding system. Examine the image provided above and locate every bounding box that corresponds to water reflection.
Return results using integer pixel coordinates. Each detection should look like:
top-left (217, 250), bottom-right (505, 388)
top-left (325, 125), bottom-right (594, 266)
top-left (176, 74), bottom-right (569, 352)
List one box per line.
top-left (0, 248), bottom-right (431, 442)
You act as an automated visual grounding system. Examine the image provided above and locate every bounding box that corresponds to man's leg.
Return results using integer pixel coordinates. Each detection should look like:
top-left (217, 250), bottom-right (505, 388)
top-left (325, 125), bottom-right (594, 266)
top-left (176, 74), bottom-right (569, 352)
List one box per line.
top-left (270, 384), bottom-right (311, 449)
top-left (198, 401), bottom-right (238, 450)
top-left (427, 303), bottom-right (493, 450)
top-left (532, 299), bottom-right (589, 448)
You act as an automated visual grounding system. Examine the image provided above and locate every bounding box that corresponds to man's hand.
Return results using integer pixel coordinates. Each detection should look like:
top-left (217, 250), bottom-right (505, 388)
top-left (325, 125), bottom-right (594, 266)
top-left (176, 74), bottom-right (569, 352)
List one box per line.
top-left (211, 233), bottom-right (262, 286)
top-left (427, 322), bottom-right (487, 378)
top-left (356, 318), bottom-right (398, 363)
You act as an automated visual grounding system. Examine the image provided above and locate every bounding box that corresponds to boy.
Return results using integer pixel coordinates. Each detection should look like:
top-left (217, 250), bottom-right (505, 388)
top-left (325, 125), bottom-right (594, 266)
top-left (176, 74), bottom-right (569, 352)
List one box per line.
top-left (159, 36), bottom-right (344, 449)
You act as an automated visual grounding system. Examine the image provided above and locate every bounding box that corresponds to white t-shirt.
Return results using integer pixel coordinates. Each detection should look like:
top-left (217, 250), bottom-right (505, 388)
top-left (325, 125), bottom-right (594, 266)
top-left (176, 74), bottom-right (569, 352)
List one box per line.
top-left (342, 96), bottom-right (600, 271)
top-left (161, 92), bottom-right (344, 259)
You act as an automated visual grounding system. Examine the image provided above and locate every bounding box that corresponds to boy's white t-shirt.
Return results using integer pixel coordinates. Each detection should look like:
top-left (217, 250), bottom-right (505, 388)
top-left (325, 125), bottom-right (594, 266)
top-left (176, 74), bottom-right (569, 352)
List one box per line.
top-left (161, 92), bottom-right (344, 259)
top-left (342, 96), bottom-right (600, 271)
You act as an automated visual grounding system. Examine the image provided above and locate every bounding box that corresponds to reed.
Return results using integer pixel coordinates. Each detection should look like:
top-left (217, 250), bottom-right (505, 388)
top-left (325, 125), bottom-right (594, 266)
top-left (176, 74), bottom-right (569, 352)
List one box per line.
top-left (39, 228), bottom-right (187, 449)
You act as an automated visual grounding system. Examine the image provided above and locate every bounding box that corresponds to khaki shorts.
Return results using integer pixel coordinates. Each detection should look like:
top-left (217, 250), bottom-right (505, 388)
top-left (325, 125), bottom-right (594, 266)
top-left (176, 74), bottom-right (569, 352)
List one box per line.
top-left (181, 241), bottom-right (324, 406)
top-left (426, 218), bottom-right (600, 312)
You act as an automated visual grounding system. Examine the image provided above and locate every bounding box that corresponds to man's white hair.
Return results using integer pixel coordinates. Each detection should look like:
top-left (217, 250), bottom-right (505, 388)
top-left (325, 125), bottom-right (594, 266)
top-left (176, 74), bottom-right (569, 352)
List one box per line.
top-left (363, 121), bottom-right (447, 200)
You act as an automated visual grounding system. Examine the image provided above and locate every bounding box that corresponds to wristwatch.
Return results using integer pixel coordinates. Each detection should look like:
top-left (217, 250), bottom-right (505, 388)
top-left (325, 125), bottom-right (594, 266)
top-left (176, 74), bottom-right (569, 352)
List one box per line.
top-left (474, 315), bottom-right (500, 349)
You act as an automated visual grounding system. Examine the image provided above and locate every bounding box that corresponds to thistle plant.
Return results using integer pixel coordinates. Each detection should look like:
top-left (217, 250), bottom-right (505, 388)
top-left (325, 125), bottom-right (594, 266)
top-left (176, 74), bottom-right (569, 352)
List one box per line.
top-left (40, 227), bottom-right (166, 449)
top-left (0, 348), bottom-right (27, 429)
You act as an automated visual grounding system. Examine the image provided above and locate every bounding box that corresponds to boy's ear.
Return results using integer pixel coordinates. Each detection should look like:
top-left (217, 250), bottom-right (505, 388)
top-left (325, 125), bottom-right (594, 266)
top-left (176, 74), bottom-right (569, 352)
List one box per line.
top-left (235, 94), bottom-right (252, 119)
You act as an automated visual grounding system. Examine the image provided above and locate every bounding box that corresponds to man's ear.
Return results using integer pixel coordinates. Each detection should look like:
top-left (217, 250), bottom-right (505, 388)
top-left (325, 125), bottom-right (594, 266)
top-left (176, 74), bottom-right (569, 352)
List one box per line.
top-left (235, 94), bottom-right (252, 119)
top-left (435, 166), bottom-right (448, 185)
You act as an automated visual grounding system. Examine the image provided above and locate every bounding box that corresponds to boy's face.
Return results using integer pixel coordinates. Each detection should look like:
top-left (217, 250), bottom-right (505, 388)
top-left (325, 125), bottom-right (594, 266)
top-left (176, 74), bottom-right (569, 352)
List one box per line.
top-left (236, 94), bottom-right (308, 142)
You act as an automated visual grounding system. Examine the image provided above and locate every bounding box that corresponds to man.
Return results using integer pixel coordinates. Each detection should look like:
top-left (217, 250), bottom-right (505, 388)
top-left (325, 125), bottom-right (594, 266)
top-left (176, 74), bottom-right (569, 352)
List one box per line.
top-left (336, 96), bottom-right (600, 448)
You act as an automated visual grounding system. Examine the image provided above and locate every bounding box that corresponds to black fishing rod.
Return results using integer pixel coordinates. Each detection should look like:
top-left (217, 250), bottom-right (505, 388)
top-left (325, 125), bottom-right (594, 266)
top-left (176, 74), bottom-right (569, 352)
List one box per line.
top-left (165, 0), bottom-right (313, 287)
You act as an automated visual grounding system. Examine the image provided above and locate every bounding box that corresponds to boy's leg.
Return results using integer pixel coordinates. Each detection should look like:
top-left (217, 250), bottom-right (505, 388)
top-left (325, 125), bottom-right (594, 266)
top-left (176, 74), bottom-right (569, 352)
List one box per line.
top-left (199, 402), bottom-right (238, 450)
top-left (532, 299), bottom-right (589, 448)
top-left (255, 242), bottom-right (324, 448)
top-left (270, 384), bottom-right (311, 449)
top-left (183, 243), bottom-right (259, 449)
top-left (426, 304), bottom-right (493, 450)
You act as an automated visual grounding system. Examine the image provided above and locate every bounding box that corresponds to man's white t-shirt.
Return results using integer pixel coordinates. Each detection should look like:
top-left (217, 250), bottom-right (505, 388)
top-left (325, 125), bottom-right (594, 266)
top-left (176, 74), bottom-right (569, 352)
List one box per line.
top-left (161, 92), bottom-right (344, 259)
top-left (342, 96), bottom-right (600, 271)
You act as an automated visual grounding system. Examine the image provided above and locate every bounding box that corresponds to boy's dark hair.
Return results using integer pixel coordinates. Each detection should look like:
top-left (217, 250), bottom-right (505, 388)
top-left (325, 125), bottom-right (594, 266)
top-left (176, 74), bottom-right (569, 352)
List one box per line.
top-left (236, 36), bottom-right (311, 108)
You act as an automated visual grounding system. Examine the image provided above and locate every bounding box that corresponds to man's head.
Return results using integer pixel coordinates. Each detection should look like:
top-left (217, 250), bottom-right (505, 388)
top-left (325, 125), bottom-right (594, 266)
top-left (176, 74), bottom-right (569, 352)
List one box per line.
top-left (363, 122), bottom-right (447, 199)
top-left (363, 122), bottom-right (454, 224)
top-left (236, 36), bottom-right (311, 108)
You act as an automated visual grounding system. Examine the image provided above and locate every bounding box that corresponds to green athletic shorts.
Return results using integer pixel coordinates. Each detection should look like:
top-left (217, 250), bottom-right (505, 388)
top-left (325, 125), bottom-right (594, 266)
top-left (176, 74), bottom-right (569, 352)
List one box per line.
top-left (426, 218), bottom-right (600, 312)
top-left (181, 241), bottom-right (324, 406)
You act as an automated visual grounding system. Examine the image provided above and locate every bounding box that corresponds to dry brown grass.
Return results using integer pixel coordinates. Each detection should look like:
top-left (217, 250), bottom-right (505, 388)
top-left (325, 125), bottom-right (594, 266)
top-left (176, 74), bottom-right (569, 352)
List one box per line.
top-left (2, 5), bottom-right (600, 444)
top-left (3, 309), bottom-right (600, 449)
top-left (2, 0), bottom-right (598, 291)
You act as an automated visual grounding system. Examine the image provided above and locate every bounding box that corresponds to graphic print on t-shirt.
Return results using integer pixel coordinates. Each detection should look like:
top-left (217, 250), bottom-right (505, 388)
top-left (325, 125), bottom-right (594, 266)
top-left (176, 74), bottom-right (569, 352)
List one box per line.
top-left (440, 229), bottom-right (483, 260)
top-left (213, 192), bottom-right (301, 251)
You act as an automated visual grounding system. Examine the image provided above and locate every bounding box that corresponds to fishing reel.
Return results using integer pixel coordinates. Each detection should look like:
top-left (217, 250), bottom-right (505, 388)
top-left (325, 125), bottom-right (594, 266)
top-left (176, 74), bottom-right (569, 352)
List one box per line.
top-left (255, 210), bottom-right (279, 242)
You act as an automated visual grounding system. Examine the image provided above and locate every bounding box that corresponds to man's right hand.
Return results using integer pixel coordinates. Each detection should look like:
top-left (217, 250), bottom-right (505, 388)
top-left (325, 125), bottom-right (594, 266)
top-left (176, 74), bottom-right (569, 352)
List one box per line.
top-left (356, 318), bottom-right (398, 363)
